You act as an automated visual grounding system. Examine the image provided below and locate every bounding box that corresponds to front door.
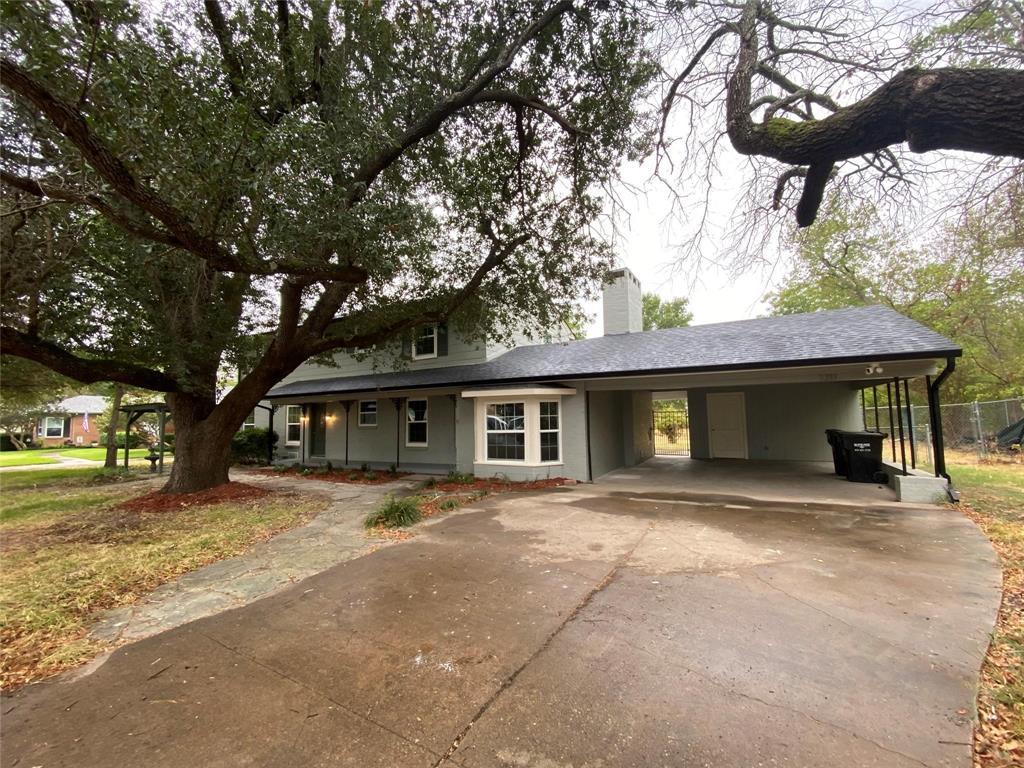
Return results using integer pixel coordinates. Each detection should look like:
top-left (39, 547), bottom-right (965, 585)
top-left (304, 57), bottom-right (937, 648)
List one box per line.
top-left (707, 392), bottom-right (747, 459)
top-left (308, 403), bottom-right (327, 458)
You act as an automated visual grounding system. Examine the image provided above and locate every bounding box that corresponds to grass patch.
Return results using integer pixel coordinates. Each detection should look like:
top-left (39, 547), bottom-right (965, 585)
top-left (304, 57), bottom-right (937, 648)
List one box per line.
top-left (0, 476), bottom-right (325, 689)
top-left (364, 494), bottom-right (422, 529)
top-left (56, 447), bottom-right (157, 461)
top-left (953, 460), bottom-right (1024, 766)
top-left (0, 452), bottom-right (59, 468)
top-left (0, 466), bottom-right (145, 492)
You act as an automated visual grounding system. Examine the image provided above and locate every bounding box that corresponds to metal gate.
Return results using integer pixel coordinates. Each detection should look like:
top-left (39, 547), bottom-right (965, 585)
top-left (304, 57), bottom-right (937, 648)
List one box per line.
top-left (653, 410), bottom-right (690, 456)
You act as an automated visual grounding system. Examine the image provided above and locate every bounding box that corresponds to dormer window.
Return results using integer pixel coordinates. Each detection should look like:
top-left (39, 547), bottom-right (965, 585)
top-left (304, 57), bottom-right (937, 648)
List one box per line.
top-left (412, 324), bottom-right (438, 360)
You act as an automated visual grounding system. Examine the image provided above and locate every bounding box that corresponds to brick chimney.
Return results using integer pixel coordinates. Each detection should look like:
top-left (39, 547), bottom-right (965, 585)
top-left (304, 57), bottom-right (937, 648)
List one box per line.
top-left (602, 267), bottom-right (642, 335)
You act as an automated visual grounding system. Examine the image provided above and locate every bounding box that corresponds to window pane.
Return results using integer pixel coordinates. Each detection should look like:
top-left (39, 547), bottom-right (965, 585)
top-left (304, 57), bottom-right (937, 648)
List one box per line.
top-left (359, 400), bottom-right (377, 425)
top-left (413, 325), bottom-right (436, 357)
top-left (487, 432), bottom-right (525, 460)
top-left (539, 401), bottom-right (559, 430)
top-left (408, 422), bottom-right (427, 444)
top-left (287, 424), bottom-right (301, 442)
top-left (486, 402), bottom-right (524, 432)
top-left (407, 399), bottom-right (427, 444)
top-left (408, 400), bottom-right (427, 422)
top-left (540, 431), bottom-right (559, 462)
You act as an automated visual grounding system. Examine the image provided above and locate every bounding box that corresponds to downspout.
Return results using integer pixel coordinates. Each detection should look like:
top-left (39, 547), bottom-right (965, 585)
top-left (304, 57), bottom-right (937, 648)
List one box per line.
top-left (928, 357), bottom-right (957, 500)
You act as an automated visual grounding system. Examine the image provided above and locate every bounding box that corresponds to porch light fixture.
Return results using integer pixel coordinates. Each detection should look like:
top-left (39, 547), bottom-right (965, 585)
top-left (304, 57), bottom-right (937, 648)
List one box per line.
top-left (865, 363), bottom-right (884, 375)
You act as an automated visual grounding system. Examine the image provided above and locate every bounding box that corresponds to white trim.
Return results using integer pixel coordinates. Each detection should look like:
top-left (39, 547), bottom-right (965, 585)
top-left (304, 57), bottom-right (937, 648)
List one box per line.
top-left (538, 400), bottom-right (561, 464)
top-left (285, 404), bottom-right (302, 446)
top-left (472, 395), bottom-right (568, 467)
top-left (43, 416), bottom-right (66, 438)
top-left (357, 399), bottom-right (378, 428)
top-left (411, 324), bottom-right (438, 360)
top-left (463, 387), bottom-right (576, 398)
top-left (406, 397), bottom-right (428, 447)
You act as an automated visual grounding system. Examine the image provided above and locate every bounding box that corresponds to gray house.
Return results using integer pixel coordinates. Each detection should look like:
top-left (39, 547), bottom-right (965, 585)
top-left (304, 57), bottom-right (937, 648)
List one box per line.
top-left (257, 269), bottom-right (960, 500)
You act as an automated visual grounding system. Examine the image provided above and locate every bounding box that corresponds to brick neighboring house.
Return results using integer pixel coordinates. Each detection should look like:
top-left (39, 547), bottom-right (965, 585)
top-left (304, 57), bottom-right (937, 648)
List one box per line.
top-left (35, 395), bottom-right (108, 448)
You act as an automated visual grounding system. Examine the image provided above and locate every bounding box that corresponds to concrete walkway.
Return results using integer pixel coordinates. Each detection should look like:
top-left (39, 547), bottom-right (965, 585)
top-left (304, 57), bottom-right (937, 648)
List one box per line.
top-left (3, 482), bottom-right (1000, 767)
top-left (90, 471), bottom-right (425, 645)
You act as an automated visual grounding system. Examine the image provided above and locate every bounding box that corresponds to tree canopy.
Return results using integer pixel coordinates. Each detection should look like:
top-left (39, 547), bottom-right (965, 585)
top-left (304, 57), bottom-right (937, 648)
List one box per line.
top-left (641, 292), bottom-right (692, 331)
top-left (766, 187), bottom-right (1024, 403)
top-left (1, 0), bottom-right (656, 490)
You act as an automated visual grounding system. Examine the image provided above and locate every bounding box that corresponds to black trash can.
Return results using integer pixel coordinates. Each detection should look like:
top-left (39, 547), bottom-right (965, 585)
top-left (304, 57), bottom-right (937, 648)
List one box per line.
top-left (838, 430), bottom-right (886, 483)
top-left (824, 429), bottom-right (847, 476)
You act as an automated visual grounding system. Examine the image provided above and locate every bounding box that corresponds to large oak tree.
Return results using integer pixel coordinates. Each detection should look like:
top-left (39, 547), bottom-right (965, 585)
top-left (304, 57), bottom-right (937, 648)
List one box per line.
top-left (1, 0), bottom-right (654, 491)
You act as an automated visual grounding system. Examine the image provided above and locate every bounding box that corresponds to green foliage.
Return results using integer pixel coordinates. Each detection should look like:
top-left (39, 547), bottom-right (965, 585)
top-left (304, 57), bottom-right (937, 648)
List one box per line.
top-left (767, 192), bottom-right (1024, 402)
top-left (365, 494), bottom-right (422, 529)
top-left (439, 498), bottom-right (460, 511)
top-left (229, 428), bottom-right (277, 464)
top-left (445, 470), bottom-right (475, 484)
top-left (0, 2), bottom-right (657, 477)
top-left (642, 293), bottom-right (693, 331)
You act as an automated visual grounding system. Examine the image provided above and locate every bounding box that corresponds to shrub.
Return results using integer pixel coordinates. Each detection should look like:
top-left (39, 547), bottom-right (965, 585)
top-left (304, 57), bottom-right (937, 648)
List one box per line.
top-left (360, 462), bottom-right (369, 472)
top-left (365, 495), bottom-right (422, 529)
top-left (439, 498), bottom-right (460, 511)
top-left (661, 423), bottom-right (680, 443)
top-left (230, 428), bottom-right (278, 465)
top-left (445, 470), bottom-right (475, 484)
top-left (107, 430), bottom-right (146, 449)
top-left (388, 463), bottom-right (397, 474)
top-left (363, 471), bottom-right (378, 482)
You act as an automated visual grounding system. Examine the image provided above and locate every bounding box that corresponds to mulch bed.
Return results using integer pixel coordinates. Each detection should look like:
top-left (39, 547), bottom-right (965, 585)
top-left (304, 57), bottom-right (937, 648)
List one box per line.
top-left (116, 482), bottom-right (271, 513)
top-left (427, 477), bottom-right (571, 494)
top-left (258, 467), bottom-right (409, 485)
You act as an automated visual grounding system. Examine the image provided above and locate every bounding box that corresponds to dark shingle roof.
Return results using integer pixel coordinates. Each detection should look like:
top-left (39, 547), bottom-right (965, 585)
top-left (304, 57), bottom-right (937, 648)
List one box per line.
top-left (267, 305), bottom-right (959, 399)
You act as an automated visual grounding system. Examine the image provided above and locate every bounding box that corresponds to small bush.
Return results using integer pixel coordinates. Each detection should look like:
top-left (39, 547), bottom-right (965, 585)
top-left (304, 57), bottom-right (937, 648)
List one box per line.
top-left (360, 462), bottom-right (369, 472)
top-left (231, 427), bottom-right (278, 465)
top-left (389, 463), bottom-right (397, 474)
top-left (365, 495), bottom-right (422, 529)
top-left (325, 460), bottom-right (333, 471)
top-left (439, 498), bottom-right (460, 511)
top-left (347, 472), bottom-right (361, 481)
top-left (420, 477), bottom-right (437, 489)
top-left (445, 470), bottom-right (475, 484)
top-left (363, 471), bottom-right (378, 482)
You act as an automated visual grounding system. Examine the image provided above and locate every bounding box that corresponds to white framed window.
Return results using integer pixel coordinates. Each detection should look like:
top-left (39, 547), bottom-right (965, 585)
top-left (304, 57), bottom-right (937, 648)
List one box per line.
top-left (407, 398), bottom-right (428, 446)
top-left (44, 416), bottom-right (66, 438)
top-left (466, 388), bottom-right (574, 466)
top-left (242, 410), bottom-right (256, 429)
top-left (412, 324), bottom-right (437, 360)
top-left (539, 401), bottom-right (560, 462)
top-left (358, 399), bottom-right (378, 427)
top-left (486, 402), bottom-right (526, 461)
top-left (285, 405), bottom-right (302, 445)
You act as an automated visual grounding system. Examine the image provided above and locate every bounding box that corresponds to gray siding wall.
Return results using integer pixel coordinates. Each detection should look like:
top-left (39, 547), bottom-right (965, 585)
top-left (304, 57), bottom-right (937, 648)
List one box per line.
top-left (689, 382), bottom-right (861, 461)
top-left (271, 396), bottom-right (458, 472)
top-left (280, 332), bottom-right (490, 385)
top-left (587, 390), bottom-right (627, 479)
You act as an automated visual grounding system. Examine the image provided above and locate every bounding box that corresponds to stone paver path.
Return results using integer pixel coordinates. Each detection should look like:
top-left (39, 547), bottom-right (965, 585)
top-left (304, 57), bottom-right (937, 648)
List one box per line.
top-left (90, 470), bottom-right (426, 645)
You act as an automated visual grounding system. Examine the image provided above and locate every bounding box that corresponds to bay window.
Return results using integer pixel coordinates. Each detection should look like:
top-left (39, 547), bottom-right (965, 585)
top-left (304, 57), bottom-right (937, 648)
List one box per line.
top-left (539, 401), bottom-right (560, 462)
top-left (486, 403), bottom-right (526, 460)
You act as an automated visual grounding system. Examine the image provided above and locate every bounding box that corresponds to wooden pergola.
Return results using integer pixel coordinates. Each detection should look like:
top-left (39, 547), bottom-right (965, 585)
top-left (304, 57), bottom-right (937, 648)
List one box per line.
top-left (119, 402), bottom-right (171, 473)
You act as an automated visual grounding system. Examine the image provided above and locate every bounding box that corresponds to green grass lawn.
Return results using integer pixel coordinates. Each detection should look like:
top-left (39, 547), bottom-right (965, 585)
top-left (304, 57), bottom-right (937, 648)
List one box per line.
top-left (0, 452), bottom-right (59, 468)
top-left (0, 467), bottom-right (324, 690)
top-left (55, 447), bottom-right (158, 461)
top-left (951, 459), bottom-right (1024, 763)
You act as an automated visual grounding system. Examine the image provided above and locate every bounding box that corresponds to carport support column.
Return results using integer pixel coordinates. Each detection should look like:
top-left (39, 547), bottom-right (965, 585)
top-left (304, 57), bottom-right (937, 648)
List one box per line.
top-left (927, 358), bottom-right (956, 483)
top-left (340, 400), bottom-right (353, 467)
top-left (893, 378), bottom-right (907, 476)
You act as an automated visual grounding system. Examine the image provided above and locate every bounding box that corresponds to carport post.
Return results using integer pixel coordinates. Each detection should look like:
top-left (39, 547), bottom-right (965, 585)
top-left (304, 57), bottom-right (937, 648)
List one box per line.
top-left (860, 389), bottom-right (866, 428)
top-left (927, 357), bottom-right (956, 483)
top-left (903, 379), bottom-right (916, 470)
top-left (872, 386), bottom-right (880, 431)
top-left (886, 382), bottom-right (896, 461)
top-left (893, 378), bottom-right (907, 475)
top-left (391, 397), bottom-right (404, 469)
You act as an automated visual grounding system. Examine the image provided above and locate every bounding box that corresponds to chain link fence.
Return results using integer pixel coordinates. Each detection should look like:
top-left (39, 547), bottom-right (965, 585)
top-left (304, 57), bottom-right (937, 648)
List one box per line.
top-left (865, 396), bottom-right (1023, 469)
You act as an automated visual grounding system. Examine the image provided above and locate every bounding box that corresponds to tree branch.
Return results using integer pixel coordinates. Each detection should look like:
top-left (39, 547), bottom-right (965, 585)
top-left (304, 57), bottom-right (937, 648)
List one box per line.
top-left (344, 0), bottom-right (574, 207)
top-left (0, 327), bottom-right (179, 391)
top-left (1, 59), bottom-right (370, 283)
top-left (471, 89), bottom-right (579, 135)
top-left (1, 169), bottom-right (181, 246)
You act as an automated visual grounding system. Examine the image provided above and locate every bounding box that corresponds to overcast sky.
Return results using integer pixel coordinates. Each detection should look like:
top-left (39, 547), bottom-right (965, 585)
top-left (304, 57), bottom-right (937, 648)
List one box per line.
top-left (583, 152), bottom-right (777, 337)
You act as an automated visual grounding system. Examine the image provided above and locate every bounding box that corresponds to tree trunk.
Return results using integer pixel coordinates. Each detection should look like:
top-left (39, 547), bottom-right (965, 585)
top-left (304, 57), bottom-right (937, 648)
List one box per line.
top-left (163, 421), bottom-right (233, 493)
top-left (104, 384), bottom-right (124, 468)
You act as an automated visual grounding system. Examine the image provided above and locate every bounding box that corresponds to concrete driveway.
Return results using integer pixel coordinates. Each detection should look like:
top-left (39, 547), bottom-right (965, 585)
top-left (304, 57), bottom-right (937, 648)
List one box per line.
top-left (2, 481), bottom-right (1000, 768)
